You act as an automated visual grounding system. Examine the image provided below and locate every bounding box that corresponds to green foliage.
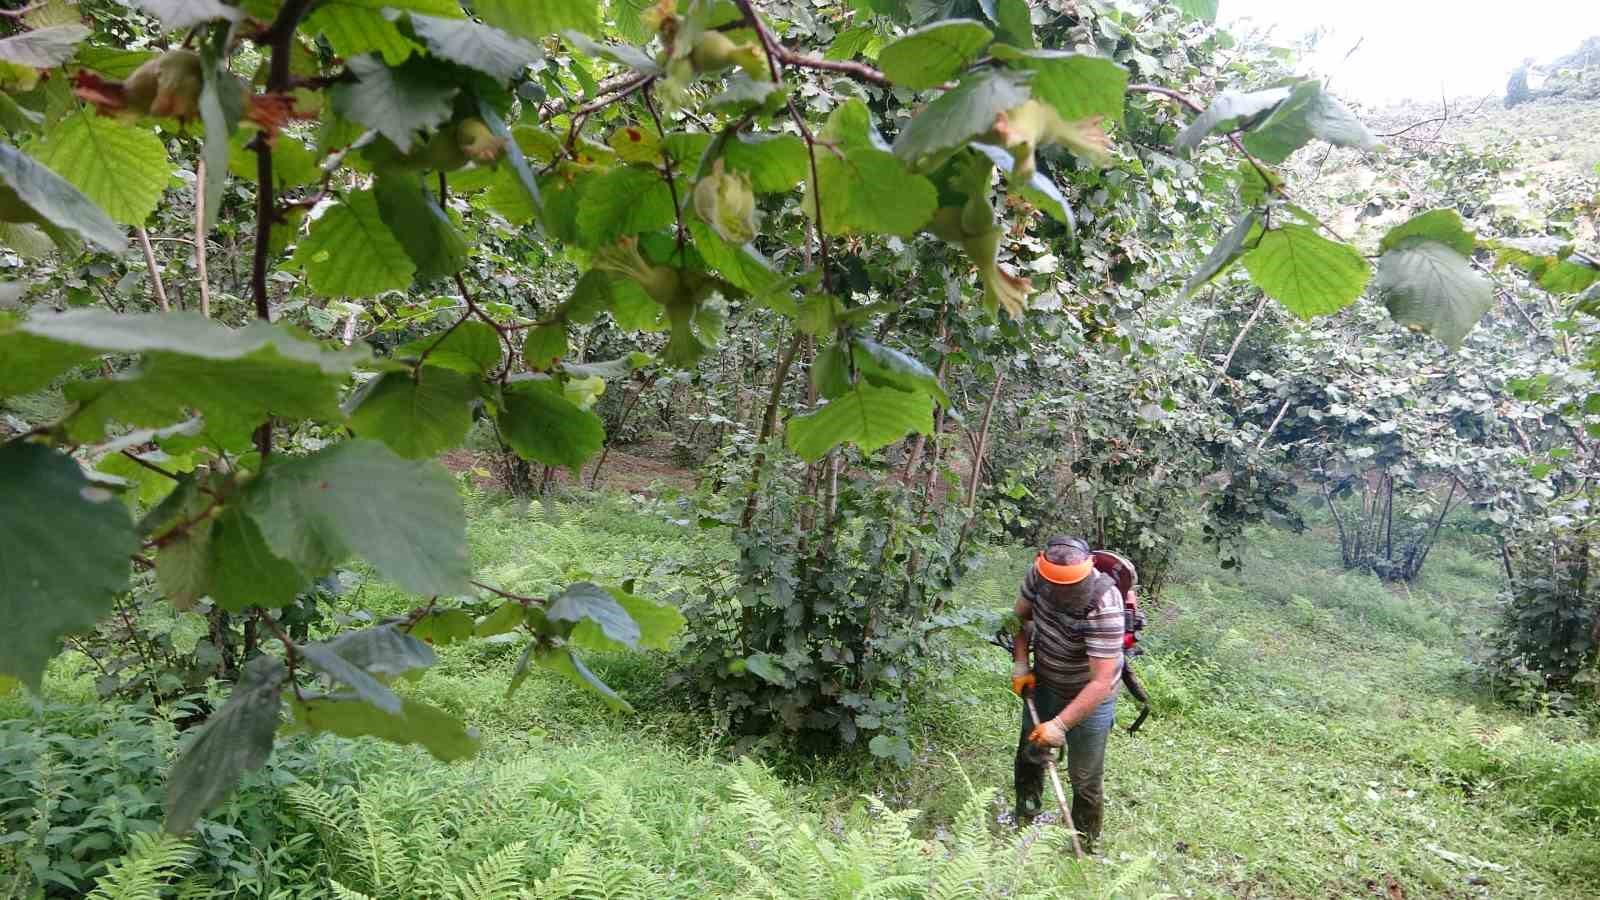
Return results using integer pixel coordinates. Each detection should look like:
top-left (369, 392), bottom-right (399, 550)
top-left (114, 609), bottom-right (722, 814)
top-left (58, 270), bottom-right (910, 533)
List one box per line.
top-left (876, 20), bottom-right (993, 90)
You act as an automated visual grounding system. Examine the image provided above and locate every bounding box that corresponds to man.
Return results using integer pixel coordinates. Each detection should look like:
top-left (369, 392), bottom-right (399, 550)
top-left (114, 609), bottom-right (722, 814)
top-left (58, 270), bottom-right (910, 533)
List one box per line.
top-left (1010, 535), bottom-right (1127, 847)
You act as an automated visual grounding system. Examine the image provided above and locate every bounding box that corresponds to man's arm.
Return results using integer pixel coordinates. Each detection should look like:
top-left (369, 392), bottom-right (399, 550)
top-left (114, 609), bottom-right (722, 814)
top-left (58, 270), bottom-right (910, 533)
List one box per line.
top-left (1051, 655), bottom-right (1120, 731)
top-left (1011, 593), bottom-right (1035, 695)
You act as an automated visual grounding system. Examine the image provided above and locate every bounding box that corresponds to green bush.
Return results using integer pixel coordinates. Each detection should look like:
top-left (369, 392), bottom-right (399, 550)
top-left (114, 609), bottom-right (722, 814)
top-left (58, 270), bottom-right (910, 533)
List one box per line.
top-left (1404, 711), bottom-right (1600, 831)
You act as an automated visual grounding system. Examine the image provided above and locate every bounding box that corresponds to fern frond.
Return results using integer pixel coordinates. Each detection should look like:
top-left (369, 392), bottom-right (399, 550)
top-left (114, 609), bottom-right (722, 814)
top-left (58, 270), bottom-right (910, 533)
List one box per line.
top-left (531, 844), bottom-right (610, 900)
top-left (455, 840), bottom-right (529, 900)
top-left (331, 881), bottom-right (377, 900)
top-left (1098, 851), bottom-right (1158, 899)
top-left (86, 832), bottom-right (195, 900)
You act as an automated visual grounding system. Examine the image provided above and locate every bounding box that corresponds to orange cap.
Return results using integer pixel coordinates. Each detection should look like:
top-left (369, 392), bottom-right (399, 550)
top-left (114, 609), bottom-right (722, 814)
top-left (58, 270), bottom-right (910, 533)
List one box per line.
top-left (1035, 553), bottom-right (1092, 585)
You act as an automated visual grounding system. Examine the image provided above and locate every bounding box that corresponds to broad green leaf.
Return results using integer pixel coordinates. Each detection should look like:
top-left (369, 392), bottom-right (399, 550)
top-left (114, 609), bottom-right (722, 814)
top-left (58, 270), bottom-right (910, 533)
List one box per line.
top-left (1539, 255), bottom-right (1600, 294)
top-left (811, 101), bottom-right (937, 237)
top-left (825, 25), bottom-right (879, 61)
top-left (408, 14), bottom-right (541, 81)
top-left (74, 45), bottom-right (156, 78)
top-left (306, 6), bottom-right (418, 65)
top-left (0, 24), bottom-right (88, 68)
top-left (720, 133), bottom-right (809, 193)
top-left (497, 379), bottom-right (606, 471)
top-left (1240, 80), bottom-right (1379, 164)
top-left (522, 323), bottom-right (568, 372)
top-left (550, 582), bottom-right (640, 651)
top-left (477, 100), bottom-right (542, 226)
top-left (538, 646), bottom-right (632, 712)
top-left (786, 383), bottom-right (935, 462)
top-left (1379, 208), bottom-right (1476, 257)
top-left (1184, 210), bottom-right (1261, 296)
top-left (1241, 224), bottom-right (1370, 318)
top-left (987, 0), bottom-right (1035, 48)
top-left (374, 171), bottom-right (468, 283)
top-left (813, 341), bottom-right (851, 400)
top-left (27, 110), bottom-right (168, 226)
top-left (0, 317), bottom-right (98, 396)
top-left (290, 694), bottom-right (481, 761)
top-left (394, 320), bottom-right (503, 375)
top-left (575, 165), bottom-right (676, 248)
top-left (475, 600), bottom-right (526, 638)
top-left (478, 0), bottom-right (603, 40)
top-left (855, 338), bottom-right (950, 406)
top-left (744, 652), bottom-right (786, 685)
top-left (299, 624), bottom-right (437, 714)
top-left (151, 477), bottom-right (213, 609)
top-left (299, 642), bottom-right (402, 715)
top-left (409, 609), bottom-right (474, 646)
top-left (246, 440), bottom-right (472, 597)
top-left (0, 142), bottom-right (125, 252)
top-left (228, 132), bottom-right (321, 191)
top-left (164, 655), bottom-right (286, 835)
top-left (0, 443), bottom-right (134, 690)
top-left (990, 46), bottom-right (1127, 126)
top-left (330, 55), bottom-right (458, 154)
top-left (1375, 240), bottom-right (1493, 350)
top-left (892, 69), bottom-right (1029, 171)
top-left (608, 586), bottom-right (684, 651)
top-left (1176, 86), bottom-right (1289, 153)
top-left (877, 19), bottom-right (992, 89)
top-left (868, 734), bottom-right (912, 766)
top-left (130, 0), bottom-right (243, 30)
top-left (1172, 0), bottom-right (1219, 22)
top-left (561, 350), bottom-right (651, 380)
top-left (293, 190), bottom-right (417, 297)
top-left (346, 368), bottom-right (477, 459)
top-left (207, 506), bottom-right (311, 612)
top-left (688, 215), bottom-right (778, 294)
top-left (1237, 160), bottom-right (1282, 205)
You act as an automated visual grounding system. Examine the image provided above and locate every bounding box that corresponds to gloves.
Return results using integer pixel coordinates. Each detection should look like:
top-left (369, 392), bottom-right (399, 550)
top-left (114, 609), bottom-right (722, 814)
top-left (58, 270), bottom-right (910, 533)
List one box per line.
top-left (1029, 717), bottom-right (1067, 748)
top-left (1011, 660), bottom-right (1036, 696)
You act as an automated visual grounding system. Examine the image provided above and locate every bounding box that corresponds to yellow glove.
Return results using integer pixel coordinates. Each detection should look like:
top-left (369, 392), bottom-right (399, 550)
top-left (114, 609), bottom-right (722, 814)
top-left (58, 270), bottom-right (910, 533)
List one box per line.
top-left (1029, 717), bottom-right (1067, 748)
top-left (1011, 661), bottom-right (1036, 696)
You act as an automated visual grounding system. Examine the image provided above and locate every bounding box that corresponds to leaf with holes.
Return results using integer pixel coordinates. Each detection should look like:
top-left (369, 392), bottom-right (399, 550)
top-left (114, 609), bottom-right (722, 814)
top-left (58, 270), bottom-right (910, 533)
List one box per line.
top-left (244, 440), bottom-right (471, 597)
top-left (293, 190), bottom-right (417, 297)
top-left (1241, 225), bottom-right (1370, 318)
top-left (290, 694), bottom-right (481, 760)
top-left (787, 383), bottom-right (935, 462)
top-left (496, 378), bottom-right (606, 471)
top-left (28, 110), bottom-right (169, 225)
top-left (346, 368), bottom-right (477, 460)
top-left (893, 69), bottom-right (1030, 171)
top-left (877, 19), bottom-right (992, 89)
top-left (0, 443), bottom-right (134, 690)
top-left (164, 655), bottom-right (285, 834)
top-left (1375, 241), bottom-right (1493, 350)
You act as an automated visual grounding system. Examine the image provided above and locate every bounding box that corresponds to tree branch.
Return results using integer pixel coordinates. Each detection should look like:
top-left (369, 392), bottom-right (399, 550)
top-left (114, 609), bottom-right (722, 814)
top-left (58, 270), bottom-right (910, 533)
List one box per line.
top-left (135, 226), bottom-right (170, 312)
top-left (195, 159), bottom-right (211, 318)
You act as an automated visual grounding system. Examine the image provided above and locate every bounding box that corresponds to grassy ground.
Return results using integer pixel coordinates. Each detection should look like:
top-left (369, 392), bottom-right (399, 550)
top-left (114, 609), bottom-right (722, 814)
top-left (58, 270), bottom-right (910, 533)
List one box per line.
top-left (6, 487), bottom-right (1598, 898)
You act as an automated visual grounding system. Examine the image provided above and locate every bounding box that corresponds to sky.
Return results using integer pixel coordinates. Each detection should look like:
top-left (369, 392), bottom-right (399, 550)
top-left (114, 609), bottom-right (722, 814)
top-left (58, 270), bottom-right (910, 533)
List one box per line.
top-left (1221, 0), bottom-right (1600, 106)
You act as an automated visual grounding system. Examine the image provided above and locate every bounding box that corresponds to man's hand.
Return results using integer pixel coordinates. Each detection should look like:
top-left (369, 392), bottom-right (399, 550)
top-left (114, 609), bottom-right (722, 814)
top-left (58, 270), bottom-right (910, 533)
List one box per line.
top-left (1011, 660), bottom-right (1036, 696)
top-left (1029, 717), bottom-right (1066, 748)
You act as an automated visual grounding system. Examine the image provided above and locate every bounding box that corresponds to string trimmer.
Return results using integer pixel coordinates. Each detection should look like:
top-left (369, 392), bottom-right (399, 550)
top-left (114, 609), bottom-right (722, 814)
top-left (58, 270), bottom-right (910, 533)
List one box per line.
top-left (1023, 689), bottom-right (1085, 859)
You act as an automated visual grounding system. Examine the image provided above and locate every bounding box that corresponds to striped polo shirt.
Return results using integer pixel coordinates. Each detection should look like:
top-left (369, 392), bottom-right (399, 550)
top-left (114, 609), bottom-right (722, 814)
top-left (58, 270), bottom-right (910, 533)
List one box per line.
top-left (1021, 565), bottom-right (1125, 694)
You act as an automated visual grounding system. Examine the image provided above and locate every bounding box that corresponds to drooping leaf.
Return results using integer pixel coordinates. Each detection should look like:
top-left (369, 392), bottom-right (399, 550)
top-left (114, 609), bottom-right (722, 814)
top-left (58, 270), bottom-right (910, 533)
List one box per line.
top-left (477, 99), bottom-right (542, 226)
top-left (892, 69), bottom-right (1030, 172)
top-left (152, 477), bottom-right (214, 610)
top-left (408, 13), bottom-right (541, 81)
top-left (990, 46), bottom-right (1127, 126)
top-left (1176, 86), bottom-right (1290, 153)
top-left (245, 440), bottom-right (472, 597)
top-left (346, 368), bottom-right (477, 459)
top-left (293, 189), bottom-right (417, 297)
top-left (560, 31), bottom-right (661, 75)
top-left (128, 0), bottom-right (243, 30)
top-left (164, 655), bottom-right (286, 835)
top-left (538, 646), bottom-right (632, 712)
top-left (720, 133), bottom-right (809, 193)
top-left (967, 141), bottom-right (1075, 230)
top-left (549, 582), bottom-right (640, 651)
top-left (986, 0), bottom-right (1035, 48)
top-left (290, 694), bottom-right (481, 761)
top-left (409, 608), bottom-right (474, 646)
top-left (206, 506), bottom-right (311, 612)
top-left (1379, 208), bottom-right (1476, 257)
top-left (786, 383), bottom-right (935, 462)
top-left (608, 586), bottom-right (684, 651)
top-left (28, 110), bottom-right (169, 226)
top-left (0, 443), bottom-right (134, 690)
top-left (1184, 210), bottom-right (1261, 296)
top-left (196, 39), bottom-right (240, 232)
top-left (1375, 240), bottom-right (1493, 350)
top-left (1240, 224), bottom-right (1371, 318)
top-left (299, 624), bottom-right (437, 714)
top-left (373, 171), bottom-right (468, 283)
top-left (855, 338), bottom-right (950, 406)
top-left (811, 100), bottom-right (937, 237)
top-left (477, 0), bottom-right (603, 40)
top-left (394, 320), bottom-right (503, 375)
top-left (329, 54), bottom-right (458, 154)
top-left (0, 142), bottom-right (125, 252)
top-left (1240, 80), bottom-right (1379, 164)
top-left (877, 19), bottom-right (993, 90)
top-left (743, 652), bottom-right (786, 685)
top-left (0, 24), bottom-right (89, 68)
top-left (575, 165), bottom-right (676, 248)
top-left (496, 378), bottom-right (606, 471)
top-left (475, 600), bottom-right (527, 638)
top-left (688, 215), bottom-right (778, 294)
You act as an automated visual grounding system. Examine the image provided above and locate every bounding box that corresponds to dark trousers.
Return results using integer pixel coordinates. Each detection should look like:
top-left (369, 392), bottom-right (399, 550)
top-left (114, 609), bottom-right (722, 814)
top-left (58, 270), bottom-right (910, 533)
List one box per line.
top-left (1014, 682), bottom-right (1116, 845)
